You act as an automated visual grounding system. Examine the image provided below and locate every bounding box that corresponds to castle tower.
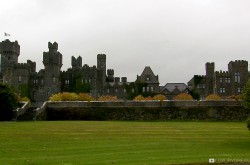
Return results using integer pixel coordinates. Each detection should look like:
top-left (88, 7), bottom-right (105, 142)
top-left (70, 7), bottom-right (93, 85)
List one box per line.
top-left (0, 39), bottom-right (20, 74)
top-left (43, 42), bottom-right (62, 98)
top-left (107, 69), bottom-right (114, 82)
top-left (205, 62), bottom-right (215, 96)
top-left (71, 56), bottom-right (82, 69)
top-left (228, 60), bottom-right (248, 95)
top-left (96, 54), bottom-right (106, 96)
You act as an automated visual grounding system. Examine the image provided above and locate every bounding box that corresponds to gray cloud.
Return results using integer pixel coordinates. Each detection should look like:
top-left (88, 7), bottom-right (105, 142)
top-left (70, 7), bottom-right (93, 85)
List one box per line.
top-left (1, 0), bottom-right (250, 84)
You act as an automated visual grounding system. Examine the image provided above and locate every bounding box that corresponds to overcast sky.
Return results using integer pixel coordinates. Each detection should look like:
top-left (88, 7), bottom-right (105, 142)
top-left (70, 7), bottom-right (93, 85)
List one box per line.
top-left (1, 0), bottom-right (250, 85)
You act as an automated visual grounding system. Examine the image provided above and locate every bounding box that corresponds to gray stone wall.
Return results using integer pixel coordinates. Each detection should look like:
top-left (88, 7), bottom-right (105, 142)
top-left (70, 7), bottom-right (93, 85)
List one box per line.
top-left (35, 100), bottom-right (247, 121)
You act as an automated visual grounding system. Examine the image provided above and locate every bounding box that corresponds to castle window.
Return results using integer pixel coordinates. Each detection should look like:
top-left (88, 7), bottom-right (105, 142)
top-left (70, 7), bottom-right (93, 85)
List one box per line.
top-left (32, 91), bottom-right (36, 99)
top-left (219, 78), bottom-right (223, 83)
top-left (142, 87), bottom-right (145, 92)
top-left (33, 79), bottom-right (38, 84)
top-left (146, 76), bottom-right (150, 81)
top-left (197, 84), bottom-right (205, 89)
top-left (237, 87), bottom-right (243, 94)
top-left (147, 87), bottom-right (150, 92)
top-left (89, 79), bottom-right (91, 83)
top-left (124, 89), bottom-right (126, 93)
top-left (225, 78), bottom-right (230, 83)
top-left (235, 72), bottom-right (240, 83)
top-left (18, 75), bottom-right (22, 83)
top-left (41, 79), bottom-right (44, 84)
top-left (151, 87), bottom-right (154, 92)
top-left (219, 87), bottom-right (225, 94)
top-left (65, 80), bottom-right (70, 85)
top-left (132, 88), bottom-right (135, 93)
top-left (107, 89), bottom-right (109, 93)
top-left (115, 88), bottom-right (118, 93)
top-left (53, 77), bottom-right (56, 83)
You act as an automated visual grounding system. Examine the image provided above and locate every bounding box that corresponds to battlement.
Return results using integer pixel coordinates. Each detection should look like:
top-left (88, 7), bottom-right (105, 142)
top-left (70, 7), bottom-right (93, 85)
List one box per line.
top-left (121, 77), bottom-right (127, 83)
top-left (83, 64), bottom-right (89, 67)
top-left (14, 63), bottom-right (29, 70)
top-left (0, 39), bottom-right (20, 55)
top-left (115, 77), bottom-right (120, 83)
top-left (215, 70), bottom-right (230, 77)
top-left (229, 60), bottom-right (248, 66)
top-left (107, 69), bottom-right (114, 75)
top-left (206, 62), bottom-right (215, 65)
top-left (97, 54), bottom-right (106, 59)
top-left (228, 60), bottom-right (248, 72)
top-left (205, 62), bottom-right (215, 70)
top-left (48, 42), bottom-right (58, 51)
top-left (194, 75), bottom-right (206, 78)
top-left (72, 56), bottom-right (82, 67)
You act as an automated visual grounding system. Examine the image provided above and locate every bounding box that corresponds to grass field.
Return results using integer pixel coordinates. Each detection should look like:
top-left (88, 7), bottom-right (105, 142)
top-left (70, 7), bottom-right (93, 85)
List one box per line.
top-left (0, 121), bottom-right (249, 165)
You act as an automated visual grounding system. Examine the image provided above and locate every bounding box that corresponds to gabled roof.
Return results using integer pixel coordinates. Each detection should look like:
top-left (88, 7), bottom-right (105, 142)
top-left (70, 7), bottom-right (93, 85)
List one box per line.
top-left (161, 83), bottom-right (189, 93)
top-left (137, 66), bottom-right (159, 83)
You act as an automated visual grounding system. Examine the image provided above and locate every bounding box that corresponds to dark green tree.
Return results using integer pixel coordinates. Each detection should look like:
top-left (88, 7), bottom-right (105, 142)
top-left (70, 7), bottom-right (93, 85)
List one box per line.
top-left (0, 83), bottom-right (18, 121)
top-left (242, 79), bottom-right (250, 130)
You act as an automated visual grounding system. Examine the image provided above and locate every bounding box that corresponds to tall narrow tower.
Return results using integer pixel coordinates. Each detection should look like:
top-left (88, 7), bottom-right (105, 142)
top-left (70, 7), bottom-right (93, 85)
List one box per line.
top-left (0, 39), bottom-right (20, 74)
top-left (43, 42), bottom-right (62, 98)
top-left (96, 54), bottom-right (106, 96)
top-left (205, 62), bottom-right (215, 96)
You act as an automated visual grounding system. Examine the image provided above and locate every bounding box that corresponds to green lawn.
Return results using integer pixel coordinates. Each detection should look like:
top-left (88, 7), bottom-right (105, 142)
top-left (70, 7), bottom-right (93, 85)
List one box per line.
top-left (0, 121), bottom-right (249, 165)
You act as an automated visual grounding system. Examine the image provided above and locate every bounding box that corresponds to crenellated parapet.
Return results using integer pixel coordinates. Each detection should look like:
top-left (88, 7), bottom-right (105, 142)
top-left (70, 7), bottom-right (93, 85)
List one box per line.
top-left (48, 42), bottom-right (58, 51)
top-left (14, 63), bottom-right (29, 70)
top-left (43, 42), bottom-right (62, 67)
top-left (107, 69), bottom-right (114, 76)
top-left (194, 75), bottom-right (206, 79)
top-left (0, 39), bottom-right (20, 56)
top-left (215, 70), bottom-right (230, 77)
top-left (97, 54), bottom-right (106, 59)
top-left (72, 56), bottom-right (82, 68)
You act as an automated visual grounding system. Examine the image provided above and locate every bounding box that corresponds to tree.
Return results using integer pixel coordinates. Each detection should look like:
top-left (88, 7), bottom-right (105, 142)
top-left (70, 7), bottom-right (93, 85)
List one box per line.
top-left (0, 83), bottom-right (18, 121)
top-left (242, 79), bottom-right (250, 130)
top-left (242, 79), bottom-right (250, 110)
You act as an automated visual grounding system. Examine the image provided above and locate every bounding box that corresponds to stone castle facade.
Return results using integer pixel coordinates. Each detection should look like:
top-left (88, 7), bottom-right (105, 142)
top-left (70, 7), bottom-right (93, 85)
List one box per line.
top-left (0, 40), bottom-right (160, 101)
top-left (0, 39), bottom-right (249, 102)
top-left (188, 60), bottom-right (249, 100)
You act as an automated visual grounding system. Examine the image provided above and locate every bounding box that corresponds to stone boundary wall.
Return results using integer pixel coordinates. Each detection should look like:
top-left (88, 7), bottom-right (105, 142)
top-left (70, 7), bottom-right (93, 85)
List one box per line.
top-left (35, 100), bottom-right (248, 121)
top-left (45, 100), bottom-right (241, 108)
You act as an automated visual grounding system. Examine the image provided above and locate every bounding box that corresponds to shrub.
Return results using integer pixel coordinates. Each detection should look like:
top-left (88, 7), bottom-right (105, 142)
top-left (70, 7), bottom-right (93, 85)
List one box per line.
top-left (0, 83), bottom-right (18, 121)
top-left (133, 95), bottom-right (145, 101)
top-left (78, 93), bottom-right (94, 101)
top-left (97, 95), bottom-right (118, 101)
top-left (19, 97), bottom-right (30, 102)
top-left (247, 117), bottom-right (250, 130)
top-left (242, 79), bottom-right (250, 110)
top-left (205, 94), bottom-right (221, 101)
top-left (173, 93), bottom-right (193, 100)
top-left (227, 95), bottom-right (241, 101)
top-left (49, 92), bottom-right (79, 101)
top-left (49, 93), bottom-right (62, 101)
top-left (152, 94), bottom-right (167, 101)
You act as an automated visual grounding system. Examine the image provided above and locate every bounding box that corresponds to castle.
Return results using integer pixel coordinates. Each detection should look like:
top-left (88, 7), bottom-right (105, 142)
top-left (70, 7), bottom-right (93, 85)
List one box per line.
top-left (0, 39), bottom-right (249, 102)
top-left (188, 61), bottom-right (249, 100)
top-left (0, 39), bottom-right (159, 101)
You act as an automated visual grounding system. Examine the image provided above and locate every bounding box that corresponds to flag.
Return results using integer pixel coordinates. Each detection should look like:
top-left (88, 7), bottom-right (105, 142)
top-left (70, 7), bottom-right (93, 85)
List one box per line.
top-left (4, 33), bottom-right (10, 36)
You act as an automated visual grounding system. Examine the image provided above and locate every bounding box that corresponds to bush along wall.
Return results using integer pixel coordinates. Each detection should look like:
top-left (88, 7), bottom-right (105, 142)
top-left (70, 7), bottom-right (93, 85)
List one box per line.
top-left (45, 106), bottom-right (248, 121)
